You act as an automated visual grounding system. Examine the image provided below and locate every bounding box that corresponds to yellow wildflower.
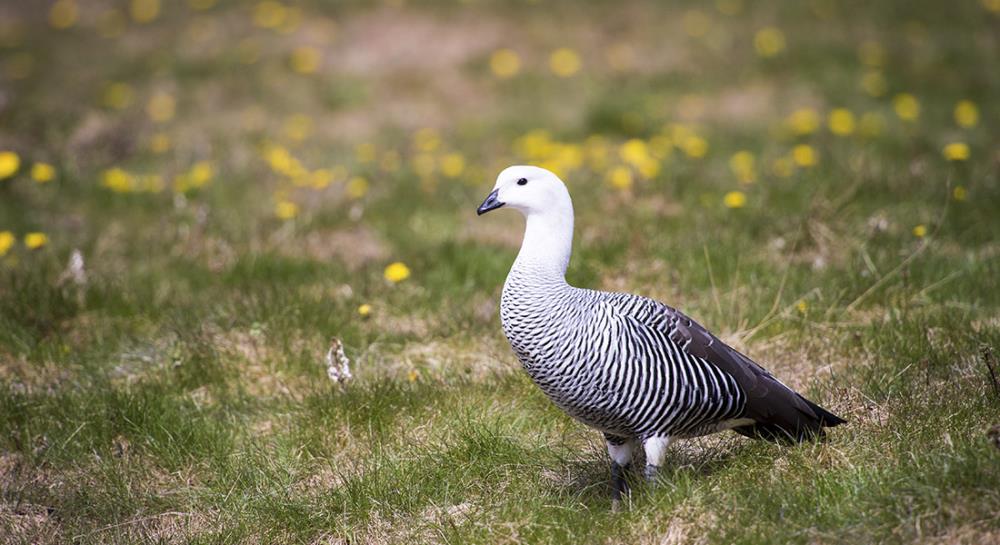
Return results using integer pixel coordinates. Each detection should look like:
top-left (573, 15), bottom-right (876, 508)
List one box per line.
top-left (549, 48), bottom-right (582, 77)
top-left (982, 0), bottom-right (1000, 13)
top-left (828, 108), bottom-right (856, 136)
top-left (679, 135), bottom-right (708, 158)
top-left (729, 151), bottom-right (756, 184)
top-left (346, 176), bottom-right (368, 199)
top-left (440, 153), bottom-right (465, 178)
top-left (606, 166), bottom-right (633, 191)
top-left (619, 139), bottom-right (651, 167)
top-left (355, 142), bottom-right (376, 163)
top-left (357, 303), bottom-right (372, 317)
top-left (954, 100), bottom-right (978, 128)
top-left (753, 27), bottom-right (785, 57)
top-left (796, 300), bottom-right (808, 314)
top-left (413, 128), bottom-right (441, 152)
top-left (24, 232), bottom-right (48, 250)
top-left (49, 0), bottom-right (79, 29)
top-left (892, 93), bottom-right (920, 121)
top-left (283, 114), bottom-right (313, 142)
top-left (0, 231), bottom-right (14, 256)
top-left (952, 186), bottom-right (967, 201)
top-left (188, 161), bottom-right (215, 187)
top-left (407, 369), bottom-right (420, 382)
top-left (723, 190), bottom-right (747, 209)
top-left (490, 49), bottom-right (521, 78)
top-left (130, 0), bottom-right (161, 24)
top-left (791, 145), bottom-right (818, 167)
top-left (253, 1), bottom-right (287, 28)
top-left (942, 142), bottom-right (970, 161)
top-left (787, 108), bottom-right (820, 135)
top-left (912, 224), bottom-right (927, 238)
top-left (857, 41), bottom-right (886, 67)
top-left (147, 92), bottom-right (176, 123)
top-left (772, 157), bottom-right (794, 178)
top-left (150, 132), bottom-right (171, 154)
top-left (861, 71), bottom-right (887, 97)
top-left (274, 200), bottom-right (299, 220)
top-left (384, 261), bottom-right (411, 283)
top-left (103, 82), bottom-right (135, 110)
top-left (101, 167), bottom-right (135, 192)
top-left (31, 162), bottom-right (55, 183)
top-left (290, 46), bottom-right (321, 74)
top-left (0, 151), bottom-right (20, 179)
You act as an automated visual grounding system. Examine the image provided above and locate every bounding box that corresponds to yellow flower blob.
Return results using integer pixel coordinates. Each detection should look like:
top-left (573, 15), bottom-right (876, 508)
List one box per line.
top-left (384, 262), bottom-right (411, 283)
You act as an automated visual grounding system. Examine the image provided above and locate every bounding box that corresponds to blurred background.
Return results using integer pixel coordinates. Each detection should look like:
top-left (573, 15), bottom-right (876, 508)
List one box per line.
top-left (1, 0), bottom-right (999, 543)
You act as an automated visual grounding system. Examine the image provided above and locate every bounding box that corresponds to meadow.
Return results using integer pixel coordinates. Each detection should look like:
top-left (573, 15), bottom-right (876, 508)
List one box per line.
top-left (1, 0), bottom-right (999, 543)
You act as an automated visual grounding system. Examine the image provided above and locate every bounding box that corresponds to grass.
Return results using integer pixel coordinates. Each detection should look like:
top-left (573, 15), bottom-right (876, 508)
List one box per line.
top-left (1, 0), bottom-right (999, 543)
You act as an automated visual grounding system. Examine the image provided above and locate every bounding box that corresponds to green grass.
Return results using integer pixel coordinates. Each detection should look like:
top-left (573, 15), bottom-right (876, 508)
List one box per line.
top-left (2, 0), bottom-right (999, 543)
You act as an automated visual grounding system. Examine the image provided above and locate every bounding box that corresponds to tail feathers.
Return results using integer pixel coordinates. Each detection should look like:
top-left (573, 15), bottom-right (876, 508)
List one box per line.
top-left (733, 396), bottom-right (846, 443)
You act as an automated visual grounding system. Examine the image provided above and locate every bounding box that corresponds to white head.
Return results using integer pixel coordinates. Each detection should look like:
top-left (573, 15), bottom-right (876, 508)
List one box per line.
top-left (477, 165), bottom-right (575, 277)
top-left (476, 165), bottom-right (573, 218)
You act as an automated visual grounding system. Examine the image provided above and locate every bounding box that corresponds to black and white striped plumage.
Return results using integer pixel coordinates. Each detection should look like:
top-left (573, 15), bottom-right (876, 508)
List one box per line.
top-left (478, 165), bottom-right (845, 501)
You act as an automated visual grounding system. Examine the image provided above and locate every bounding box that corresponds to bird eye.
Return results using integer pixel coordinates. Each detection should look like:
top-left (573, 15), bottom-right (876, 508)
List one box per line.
top-left (516, 177), bottom-right (528, 186)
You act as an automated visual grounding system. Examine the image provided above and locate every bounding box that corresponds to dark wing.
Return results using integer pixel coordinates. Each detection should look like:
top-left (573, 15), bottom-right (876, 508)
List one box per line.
top-left (626, 296), bottom-right (845, 441)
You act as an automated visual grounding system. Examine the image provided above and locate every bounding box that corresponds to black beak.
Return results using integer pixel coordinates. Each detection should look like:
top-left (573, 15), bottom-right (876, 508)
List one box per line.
top-left (476, 189), bottom-right (504, 216)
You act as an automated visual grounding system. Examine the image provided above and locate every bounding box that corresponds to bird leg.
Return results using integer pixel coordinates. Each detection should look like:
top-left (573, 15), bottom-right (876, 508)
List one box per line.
top-left (642, 435), bottom-right (673, 483)
top-left (605, 435), bottom-right (634, 510)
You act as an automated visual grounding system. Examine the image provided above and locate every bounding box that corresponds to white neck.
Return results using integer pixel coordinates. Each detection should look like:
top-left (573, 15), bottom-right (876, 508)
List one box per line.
top-left (511, 205), bottom-right (574, 283)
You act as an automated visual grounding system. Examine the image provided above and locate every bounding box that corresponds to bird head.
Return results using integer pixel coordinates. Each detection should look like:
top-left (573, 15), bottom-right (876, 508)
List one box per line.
top-left (476, 165), bottom-right (572, 217)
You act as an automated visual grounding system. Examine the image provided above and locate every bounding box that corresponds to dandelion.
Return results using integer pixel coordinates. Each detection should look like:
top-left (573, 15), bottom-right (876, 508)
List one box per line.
top-left (679, 135), bottom-right (708, 158)
top-left (357, 303), bottom-right (372, 317)
top-left (0, 231), bottom-right (13, 256)
top-left (828, 108), bottom-right (856, 136)
top-left (753, 27), bottom-right (785, 57)
top-left (274, 200), bottom-right (299, 220)
top-left (103, 82), bottom-right (135, 110)
top-left (413, 128), bottom-right (441, 152)
top-left (729, 151), bottom-right (756, 184)
top-left (253, 1), bottom-right (287, 28)
top-left (407, 369), bottom-right (420, 382)
top-left (892, 93), bottom-right (920, 121)
top-left (942, 142), bottom-right (970, 161)
top-left (954, 100), bottom-right (979, 128)
top-left (912, 224), bottom-right (927, 238)
top-left (31, 162), bottom-right (55, 183)
top-left (101, 167), bottom-right (135, 192)
top-left (290, 46), bottom-right (321, 74)
top-left (796, 300), bottom-right (808, 314)
top-left (619, 139), bottom-right (651, 167)
top-left (187, 161), bottom-right (215, 187)
top-left (149, 132), bottom-right (171, 154)
top-left (952, 185), bottom-right (967, 201)
top-left (384, 261), bottom-right (411, 283)
top-left (606, 166), bottom-right (633, 191)
top-left (857, 41), bottom-right (886, 67)
top-left (49, 0), bottom-right (79, 29)
top-left (787, 108), bottom-right (820, 135)
top-left (791, 144), bottom-right (818, 167)
top-left (355, 142), bottom-right (376, 163)
top-left (489, 49), bottom-right (521, 78)
top-left (346, 176), bottom-right (368, 199)
top-left (440, 153), bottom-right (465, 178)
top-left (723, 190), bottom-right (747, 209)
top-left (860, 71), bottom-right (887, 97)
top-left (130, 0), bottom-right (161, 24)
top-left (549, 48), bottom-right (582, 77)
top-left (772, 157), bottom-right (794, 178)
top-left (0, 151), bottom-right (20, 179)
top-left (147, 92), bottom-right (176, 123)
top-left (24, 232), bottom-right (48, 250)
top-left (283, 114), bottom-right (313, 142)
